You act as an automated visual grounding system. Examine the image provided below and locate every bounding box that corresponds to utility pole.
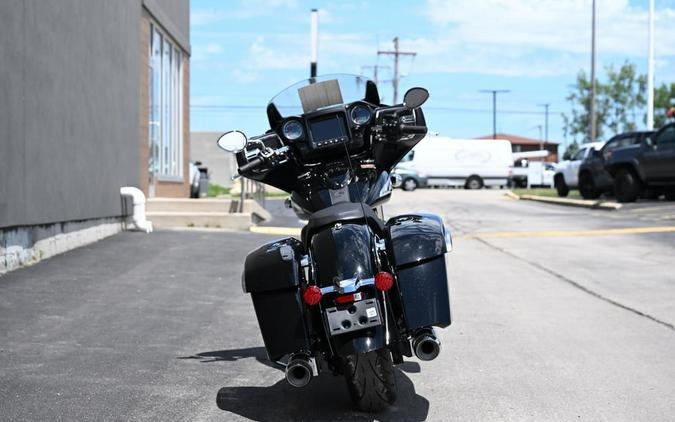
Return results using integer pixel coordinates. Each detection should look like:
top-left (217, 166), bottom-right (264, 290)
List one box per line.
top-left (590, 0), bottom-right (597, 143)
top-left (531, 125), bottom-right (543, 150)
top-left (310, 9), bottom-right (318, 78)
top-left (647, 0), bottom-right (655, 129)
top-left (480, 89), bottom-right (510, 139)
top-left (378, 37), bottom-right (416, 104)
top-left (360, 65), bottom-right (390, 85)
top-left (539, 103), bottom-right (550, 144)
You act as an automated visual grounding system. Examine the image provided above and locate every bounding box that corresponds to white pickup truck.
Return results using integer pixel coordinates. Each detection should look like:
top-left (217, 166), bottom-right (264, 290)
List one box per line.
top-left (553, 142), bottom-right (605, 197)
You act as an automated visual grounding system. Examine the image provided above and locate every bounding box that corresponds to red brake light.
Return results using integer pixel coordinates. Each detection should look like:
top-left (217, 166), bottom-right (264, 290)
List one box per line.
top-left (303, 285), bottom-right (322, 306)
top-left (374, 271), bottom-right (394, 291)
top-left (336, 294), bottom-right (354, 304)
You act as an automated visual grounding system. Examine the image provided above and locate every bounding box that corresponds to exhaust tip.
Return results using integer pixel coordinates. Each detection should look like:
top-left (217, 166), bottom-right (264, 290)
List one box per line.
top-left (413, 331), bottom-right (441, 361)
top-left (285, 357), bottom-right (313, 388)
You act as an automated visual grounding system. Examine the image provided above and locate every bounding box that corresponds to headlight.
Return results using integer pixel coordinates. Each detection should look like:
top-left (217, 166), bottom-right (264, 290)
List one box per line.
top-left (350, 105), bottom-right (371, 125)
top-left (282, 120), bottom-right (304, 141)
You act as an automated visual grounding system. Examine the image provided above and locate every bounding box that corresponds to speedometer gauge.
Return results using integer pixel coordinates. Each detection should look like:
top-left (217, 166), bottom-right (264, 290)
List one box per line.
top-left (282, 120), bottom-right (304, 141)
top-left (350, 105), bottom-right (371, 125)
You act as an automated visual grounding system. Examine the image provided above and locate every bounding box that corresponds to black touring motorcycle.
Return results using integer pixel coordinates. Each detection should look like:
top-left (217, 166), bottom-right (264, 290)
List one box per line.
top-left (217, 75), bottom-right (452, 412)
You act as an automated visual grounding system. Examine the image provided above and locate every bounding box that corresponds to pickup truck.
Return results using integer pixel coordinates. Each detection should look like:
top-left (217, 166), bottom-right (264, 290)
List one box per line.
top-left (577, 131), bottom-right (653, 199)
top-left (554, 142), bottom-right (605, 197)
top-left (604, 123), bottom-right (675, 202)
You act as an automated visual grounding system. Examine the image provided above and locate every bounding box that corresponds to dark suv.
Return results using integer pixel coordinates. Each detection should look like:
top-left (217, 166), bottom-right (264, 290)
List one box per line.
top-left (577, 131), bottom-right (653, 199)
top-left (604, 123), bottom-right (675, 202)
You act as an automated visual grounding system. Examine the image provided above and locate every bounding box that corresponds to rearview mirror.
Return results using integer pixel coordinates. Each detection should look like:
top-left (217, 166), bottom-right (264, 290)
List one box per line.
top-left (403, 87), bottom-right (429, 109)
top-left (217, 130), bottom-right (247, 153)
top-left (390, 173), bottom-right (402, 188)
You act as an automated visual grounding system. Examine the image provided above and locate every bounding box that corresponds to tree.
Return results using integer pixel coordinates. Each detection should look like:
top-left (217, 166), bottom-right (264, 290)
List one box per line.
top-left (562, 61), bottom-right (646, 146)
top-left (604, 62), bottom-right (646, 133)
top-left (654, 82), bottom-right (675, 128)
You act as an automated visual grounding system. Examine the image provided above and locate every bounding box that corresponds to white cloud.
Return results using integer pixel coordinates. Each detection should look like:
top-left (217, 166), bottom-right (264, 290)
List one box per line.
top-left (191, 0), bottom-right (298, 26)
top-left (417, 0), bottom-right (675, 77)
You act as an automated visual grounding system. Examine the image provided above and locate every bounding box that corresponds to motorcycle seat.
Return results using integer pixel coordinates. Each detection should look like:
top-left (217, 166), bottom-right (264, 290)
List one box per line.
top-left (303, 202), bottom-right (384, 245)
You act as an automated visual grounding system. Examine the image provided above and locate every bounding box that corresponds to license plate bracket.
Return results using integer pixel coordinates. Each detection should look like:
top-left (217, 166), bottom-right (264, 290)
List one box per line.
top-left (324, 299), bottom-right (382, 336)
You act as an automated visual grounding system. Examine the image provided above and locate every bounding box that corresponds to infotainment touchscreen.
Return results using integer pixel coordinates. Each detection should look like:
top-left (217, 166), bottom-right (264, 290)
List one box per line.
top-left (309, 114), bottom-right (348, 145)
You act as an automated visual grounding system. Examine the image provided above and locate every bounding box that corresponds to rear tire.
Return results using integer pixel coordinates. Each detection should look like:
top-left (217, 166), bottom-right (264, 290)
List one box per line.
top-left (579, 172), bottom-right (601, 199)
top-left (465, 176), bottom-right (483, 190)
top-left (554, 175), bottom-right (569, 197)
top-left (402, 178), bottom-right (418, 191)
top-left (614, 168), bottom-right (642, 203)
top-left (343, 349), bottom-right (397, 412)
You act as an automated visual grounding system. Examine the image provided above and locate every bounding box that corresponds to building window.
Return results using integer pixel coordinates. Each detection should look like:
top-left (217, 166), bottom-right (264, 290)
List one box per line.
top-left (149, 24), bottom-right (183, 179)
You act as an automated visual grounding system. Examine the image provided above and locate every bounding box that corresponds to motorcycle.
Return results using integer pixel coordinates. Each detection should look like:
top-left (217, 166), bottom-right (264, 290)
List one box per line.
top-left (217, 74), bottom-right (452, 412)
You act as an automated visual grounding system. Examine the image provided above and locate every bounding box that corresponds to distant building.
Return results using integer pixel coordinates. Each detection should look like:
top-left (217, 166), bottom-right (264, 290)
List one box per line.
top-left (475, 134), bottom-right (559, 162)
top-left (1, 0), bottom-right (190, 273)
top-left (190, 132), bottom-right (237, 188)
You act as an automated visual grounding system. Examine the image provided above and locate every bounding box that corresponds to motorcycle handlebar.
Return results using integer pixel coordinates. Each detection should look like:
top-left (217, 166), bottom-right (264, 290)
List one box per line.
top-left (399, 125), bottom-right (428, 135)
top-left (239, 157), bottom-right (265, 173)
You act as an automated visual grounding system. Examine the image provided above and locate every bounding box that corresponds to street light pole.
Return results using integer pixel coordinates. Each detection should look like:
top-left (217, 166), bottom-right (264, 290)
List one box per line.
top-left (647, 0), bottom-right (655, 130)
top-left (480, 89), bottom-right (510, 139)
top-left (539, 103), bottom-right (550, 144)
top-left (310, 9), bottom-right (318, 78)
top-left (590, 0), bottom-right (597, 143)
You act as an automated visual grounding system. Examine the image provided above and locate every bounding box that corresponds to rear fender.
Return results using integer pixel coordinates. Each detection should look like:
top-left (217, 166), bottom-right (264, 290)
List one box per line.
top-left (308, 222), bottom-right (387, 356)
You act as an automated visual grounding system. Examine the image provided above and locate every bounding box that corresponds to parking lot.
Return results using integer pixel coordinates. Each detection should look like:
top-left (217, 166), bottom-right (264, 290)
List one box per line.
top-left (1, 190), bottom-right (674, 421)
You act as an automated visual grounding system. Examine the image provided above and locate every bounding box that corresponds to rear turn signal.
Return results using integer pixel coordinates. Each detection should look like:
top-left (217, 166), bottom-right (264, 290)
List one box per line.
top-left (303, 285), bottom-right (322, 306)
top-left (374, 271), bottom-right (394, 291)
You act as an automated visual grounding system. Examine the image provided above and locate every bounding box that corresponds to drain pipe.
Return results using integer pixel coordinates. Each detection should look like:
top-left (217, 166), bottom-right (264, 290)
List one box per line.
top-left (120, 187), bottom-right (153, 233)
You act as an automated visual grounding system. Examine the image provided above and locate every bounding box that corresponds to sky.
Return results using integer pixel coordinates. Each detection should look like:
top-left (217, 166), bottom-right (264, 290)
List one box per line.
top-left (189, 0), bottom-right (675, 153)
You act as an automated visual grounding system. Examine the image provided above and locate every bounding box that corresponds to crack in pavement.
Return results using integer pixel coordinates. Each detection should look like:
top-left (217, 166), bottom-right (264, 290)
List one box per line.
top-left (473, 237), bottom-right (675, 332)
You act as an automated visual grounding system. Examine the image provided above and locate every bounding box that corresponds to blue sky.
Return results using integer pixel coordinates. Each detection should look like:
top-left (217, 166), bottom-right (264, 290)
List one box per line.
top-left (189, 0), bottom-right (675, 153)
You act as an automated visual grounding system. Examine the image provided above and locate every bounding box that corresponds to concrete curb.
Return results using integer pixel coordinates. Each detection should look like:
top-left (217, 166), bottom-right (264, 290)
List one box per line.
top-left (507, 191), bottom-right (622, 210)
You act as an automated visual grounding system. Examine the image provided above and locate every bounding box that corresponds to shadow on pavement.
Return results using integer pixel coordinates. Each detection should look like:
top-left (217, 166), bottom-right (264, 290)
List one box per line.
top-left (182, 347), bottom-right (429, 421)
top-left (178, 346), bottom-right (282, 371)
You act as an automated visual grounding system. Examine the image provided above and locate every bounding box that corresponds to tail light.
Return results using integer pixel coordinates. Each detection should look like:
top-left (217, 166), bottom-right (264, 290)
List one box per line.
top-left (374, 271), bottom-right (394, 291)
top-left (336, 292), bottom-right (363, 304)
top-left (302, 285), bottom-right (322, 306)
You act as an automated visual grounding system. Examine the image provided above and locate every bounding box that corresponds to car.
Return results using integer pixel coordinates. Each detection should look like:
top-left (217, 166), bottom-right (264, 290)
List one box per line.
top-left (605, 123), bottom-right (675, 202)
top-left (553, 142), bottom-right (605, 197)
top-left (393, 164), bottom-right (427, 191)
top-left (577, 131), bottom-right (653, 199)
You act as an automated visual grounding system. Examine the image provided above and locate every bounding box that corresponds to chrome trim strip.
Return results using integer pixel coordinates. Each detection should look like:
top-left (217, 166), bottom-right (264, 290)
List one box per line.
top-left (319, 277), bottom-right (375, 295)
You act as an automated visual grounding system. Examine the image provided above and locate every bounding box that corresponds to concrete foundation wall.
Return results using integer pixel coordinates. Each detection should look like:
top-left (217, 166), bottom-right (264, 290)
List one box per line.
top-left (0, 218), bottom-right (123, 274)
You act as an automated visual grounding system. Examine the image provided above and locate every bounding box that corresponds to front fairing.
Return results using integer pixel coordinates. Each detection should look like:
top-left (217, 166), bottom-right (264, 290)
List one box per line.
top-left (290, 170), bottom-right (392, 217)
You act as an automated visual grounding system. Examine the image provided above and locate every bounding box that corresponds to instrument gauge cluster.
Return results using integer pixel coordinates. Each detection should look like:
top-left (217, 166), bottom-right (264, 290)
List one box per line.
top-left (349, 104), bottom-right (372, 125)
top-left (282, 120), bottom-right (305, 142)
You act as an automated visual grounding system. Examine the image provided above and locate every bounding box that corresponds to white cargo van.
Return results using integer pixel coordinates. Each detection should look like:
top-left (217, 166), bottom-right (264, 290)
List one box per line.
top-left (396, 137), bottom-right (513, 189)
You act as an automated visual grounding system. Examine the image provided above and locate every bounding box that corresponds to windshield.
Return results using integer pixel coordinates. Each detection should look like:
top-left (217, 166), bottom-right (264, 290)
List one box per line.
top-left (269, 74), bottom-right (373, 117)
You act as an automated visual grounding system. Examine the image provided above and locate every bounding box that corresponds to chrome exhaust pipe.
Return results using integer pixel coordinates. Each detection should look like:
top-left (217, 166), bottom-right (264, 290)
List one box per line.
top-left (285, 354), bottom-right (313, 388)
top-left (413, 329), bottom-right (441, 361)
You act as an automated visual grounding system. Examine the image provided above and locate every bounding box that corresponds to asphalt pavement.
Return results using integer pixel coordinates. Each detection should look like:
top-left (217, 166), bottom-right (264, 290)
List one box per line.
top-left (1, 189), bottom-right (674, 421)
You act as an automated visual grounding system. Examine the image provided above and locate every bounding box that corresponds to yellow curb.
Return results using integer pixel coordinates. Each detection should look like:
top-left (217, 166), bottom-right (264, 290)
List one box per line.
top-left (519, 194), bottom-right (622, 210)
top-left (250, 226), bottom-right (302, 236)
top-left (463, 226), bottom-right (675, 239)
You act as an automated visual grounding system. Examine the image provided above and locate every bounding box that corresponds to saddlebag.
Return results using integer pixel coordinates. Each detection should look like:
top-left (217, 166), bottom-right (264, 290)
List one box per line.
top-left (385, 214), bottom-right (452, 330)
top-left (243, 237), bottom-right (310, 361)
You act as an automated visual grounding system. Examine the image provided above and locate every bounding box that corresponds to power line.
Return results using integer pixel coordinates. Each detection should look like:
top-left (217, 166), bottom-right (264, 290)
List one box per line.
top-left (190, 104), bottom-right (559, 116)
top-left (360, 65), bottom-right (390, 86)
